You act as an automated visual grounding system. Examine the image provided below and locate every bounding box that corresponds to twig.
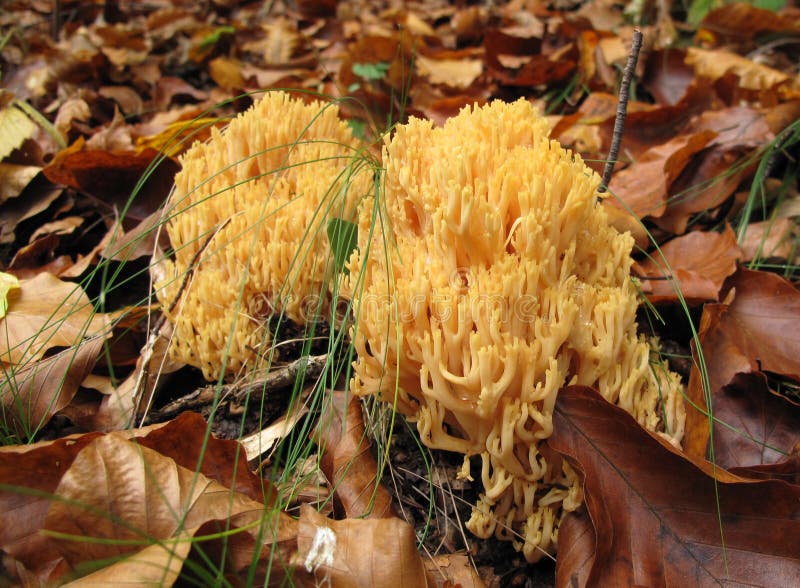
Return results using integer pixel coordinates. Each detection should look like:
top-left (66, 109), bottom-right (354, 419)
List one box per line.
top-left (598, 29), bottom-right (643, 193)
top-left (145, 354), bottom-right (329, 422)
top-left (134, 219), bottom-right (231, 422)
top-left (52, 0), bottom-right (61, 41)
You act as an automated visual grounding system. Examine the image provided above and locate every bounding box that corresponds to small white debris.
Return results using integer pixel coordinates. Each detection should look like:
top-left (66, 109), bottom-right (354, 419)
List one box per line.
top-left (304, 526), bottom-right (336, 572)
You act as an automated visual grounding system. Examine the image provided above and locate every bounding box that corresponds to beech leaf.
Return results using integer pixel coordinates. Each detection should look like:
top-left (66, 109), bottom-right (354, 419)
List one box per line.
top-left (550, 386), bottom-right (800, 587)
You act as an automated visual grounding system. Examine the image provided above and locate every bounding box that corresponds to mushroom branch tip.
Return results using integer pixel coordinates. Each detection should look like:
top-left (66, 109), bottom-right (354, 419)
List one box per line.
top-left (347, 98), bottom-right (685, 562)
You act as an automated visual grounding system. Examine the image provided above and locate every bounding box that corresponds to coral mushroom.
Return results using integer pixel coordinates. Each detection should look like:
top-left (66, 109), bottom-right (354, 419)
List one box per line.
top-left (157, 92), bottom-right (371, 380)
top-left (347, 99), bottom-right (685, 561)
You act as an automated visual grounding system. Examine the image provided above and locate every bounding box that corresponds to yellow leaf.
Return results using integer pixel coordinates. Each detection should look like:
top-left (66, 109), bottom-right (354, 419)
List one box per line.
top-left (0, 103), bottom-right (38, 161)
top-left (0, 272), bottom-right (20, 319)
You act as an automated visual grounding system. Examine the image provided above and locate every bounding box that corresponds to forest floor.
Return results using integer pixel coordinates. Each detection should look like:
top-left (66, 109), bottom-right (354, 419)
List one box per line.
top-left (1, 0), bottom-right (799, 586)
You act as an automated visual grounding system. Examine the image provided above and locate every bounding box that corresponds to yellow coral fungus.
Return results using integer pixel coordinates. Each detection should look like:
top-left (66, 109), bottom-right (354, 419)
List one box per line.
top-left (347, 99), bottom-right (685, 561)
top-left (157, 92), bottom-right (371, 380)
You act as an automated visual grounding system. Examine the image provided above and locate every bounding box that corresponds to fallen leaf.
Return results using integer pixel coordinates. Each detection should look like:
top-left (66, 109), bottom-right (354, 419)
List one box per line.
top-left (136, 411), bottom-right (271, 503)
top-left (655, 146), bottom-right (755, 234)
top-left (29, 215), bottom-right (84, 242)
top-left (297, 504), bottom-right (431, 587)
top-left (209, 56), bottom-right (245, 91)
top-left (608, 130), bottom-right (717, 219)
top-left (707, 372), bottom-right (800, 469)
top-left (0, 432), bottom-right (104, 584)
top-left (0, 335), bottom-right (105, 439)
top-left (686, 47), bottom-right (791, 91)
top-left (92, 321), bottom-right (184, 431)
top-left (240, 404), bottom-right (309, 461)
top-left (312, 390), bottom-right (395, 519)
top-left (698, 3), bottom-right (800, 43)
top-left (0, 183), bottom-right (63, 245)
top-left (0, 414), bottom-right (295, 585)
top-left (713, 269), bottom-right (800, 379)
top-left (415, 54), bottom-right (483, 89)
top-left (601, 84), bottom-right (713, 160)
top-left (424, 553), bottom-right (484, 588)
top-left (98, 85), bottom-right (144, 116)
top-left (730, 455), bottom-right (800, 485)
top-left (684, 268), bottom-right (800, 459)
top-left (0, 162), bottom-right (41, 204)
top-left (0, 101), bottom-right (39, 161)
top-left (637, 225), bottom-right (742, 303)
top-left (0, 271), bottom-right (20, 319)
top-left (43, 434), bottom-right (269, 577)
top-left (53, 97), bottom-right (90, 138)
top-left (641, 49), bottom-right (694, 105)
top-left (550, 386), bottom-right (800, 587)
top-left (739, 218), bottom-right (798, 261)
top-left (43, 141), bottom-right (179, 223)
top-left (1, 272), bottom-right (109, 364)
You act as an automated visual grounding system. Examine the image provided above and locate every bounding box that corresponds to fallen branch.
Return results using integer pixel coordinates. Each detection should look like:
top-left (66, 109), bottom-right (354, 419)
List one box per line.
top-left (145, 353), bottom-right (329, 422)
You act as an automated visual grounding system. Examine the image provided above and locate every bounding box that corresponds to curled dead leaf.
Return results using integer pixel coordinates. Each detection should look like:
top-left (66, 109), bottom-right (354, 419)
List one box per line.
top-left (0, 273), bottom-right (109, 364)
top-left (550, 386), bottom-right (800, 587)
top-left (312, 391), bottom-right (395, 519)
top-left (637, 225), bottom-right (742, 303)
top-left (608, 130), bottom-right (717, 219)
top-left (0, 335), bottom-right (105, 439)
top-left (685, 268), bottom-right (800, 459)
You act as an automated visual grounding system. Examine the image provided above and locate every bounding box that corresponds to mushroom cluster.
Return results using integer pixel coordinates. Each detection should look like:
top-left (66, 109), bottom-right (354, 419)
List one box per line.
top-left (347, 99), bottom-right (685, 561)
top-left (156, 92), bottom-right (370, 380)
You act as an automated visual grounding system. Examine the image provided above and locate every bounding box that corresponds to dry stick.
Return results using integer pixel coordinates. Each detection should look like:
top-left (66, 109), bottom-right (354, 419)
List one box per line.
top-left (133, 219), bottom-right (232, 422)
top-left (146, 354), bottom-right (329, 422)
top-left (598, 29), bottom-right (643, 193)
top-left (52, 0), bottom-right (61, 41)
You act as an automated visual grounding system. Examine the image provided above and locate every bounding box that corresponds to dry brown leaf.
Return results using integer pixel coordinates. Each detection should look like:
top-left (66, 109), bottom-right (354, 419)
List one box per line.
top-left (0, 162), bottom-right (40, 204)
top-left (1, 272), bottom-right (109, 364)
top-left (641, 49), bottom-right (694, 105)
top-left (92, 322), bottom-right (184, 431)
top-left (240, 404), bottom-right (309, 461)
top-left (99, 85), bottom-right (144, 116)
top-left (608, 130), bottom-right (717, 219)
top-left (0, 335), bottom-right (105, 438)
top-left (209, 56), bottom-right (245, 91)
top-left (136, 411), bottom-right (270, 503)
top-left (54, 97), bottom-right (91, 138)
top-left (550, 386), bottom-right (800, 587)
top-left (0, 432), bottom-right (103, 584)
top-left (685, 268), bottom-right (800, 459)
top-left (297, 505), bottom-right (431, 587)
top-left (637, 225), bottom-right (742, 303)
top-left (424, 553), bottom-right (484, 588)
top-left (730, 455), bottom-right (800, 485)
top-left (43, 434), bottom-right (269, 577)
top-left (312, 391), bottom-right (395, 519)
top-left (686, 47), bottom-right (791, 91)
top-left (0, 184), bottom-right (63, 245)
top-left (415, 54), bottom-right (483, 89)
top-left (706, 372), bottom-right (800, 469)
top-left (699, 3), bottom-right (800, 41)
top-left (43, 141), bottom-right (179, 222)
top-left (739, 218), bottom-right (797, 261)
top-left (655, 147), bottom-right (756, 235)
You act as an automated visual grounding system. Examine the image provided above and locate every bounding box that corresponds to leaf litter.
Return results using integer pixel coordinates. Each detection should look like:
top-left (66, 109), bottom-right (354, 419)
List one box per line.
top-left (0, 0), bottom-right (799, 585)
